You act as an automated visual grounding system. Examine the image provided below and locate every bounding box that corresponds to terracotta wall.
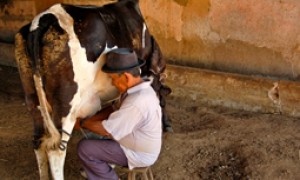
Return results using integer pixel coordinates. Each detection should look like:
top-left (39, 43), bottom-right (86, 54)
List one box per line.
top-left (139, 0), bottom-right (300, 80)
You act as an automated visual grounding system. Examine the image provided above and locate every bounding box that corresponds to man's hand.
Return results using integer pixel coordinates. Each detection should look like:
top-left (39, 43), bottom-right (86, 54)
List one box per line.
top-left (73, 106), bottom-right (114, 136)
top-left (81, 120), bottom-right (111, 137)
top-left (74, 118), bottom-right (82, 130)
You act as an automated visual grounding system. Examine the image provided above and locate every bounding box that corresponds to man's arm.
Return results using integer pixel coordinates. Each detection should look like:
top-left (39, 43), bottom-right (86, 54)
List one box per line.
top-left (81, 119), bottom-right (112, 137)
top-left (76, 106), bottom-right (114, 137)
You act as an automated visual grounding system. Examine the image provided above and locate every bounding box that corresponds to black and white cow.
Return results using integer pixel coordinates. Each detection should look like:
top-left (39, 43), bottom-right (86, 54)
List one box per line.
top-left (15, 0), bottom-right (171, 179)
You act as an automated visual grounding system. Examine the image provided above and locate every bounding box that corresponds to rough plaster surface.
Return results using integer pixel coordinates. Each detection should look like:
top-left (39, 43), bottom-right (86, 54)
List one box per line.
top-left (2, 0), bottom-right (300, 79)
top-left (140, 0), bottom-right (300, 80)
top-left (0, 0), bottom-right (36, 42)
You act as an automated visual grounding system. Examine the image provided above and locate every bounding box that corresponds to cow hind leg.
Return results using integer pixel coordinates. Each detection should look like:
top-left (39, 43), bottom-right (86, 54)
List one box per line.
top-left (48, 149), bottom-right (67, 180)
top-left (34, 145), bottom-right (50, 180)
top-left (47, 114), bottom-right (76, 180)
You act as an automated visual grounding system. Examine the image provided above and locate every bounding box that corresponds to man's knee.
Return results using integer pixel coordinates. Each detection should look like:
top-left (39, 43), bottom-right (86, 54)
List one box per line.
top-left (77, 139), bottom-right (91, 160)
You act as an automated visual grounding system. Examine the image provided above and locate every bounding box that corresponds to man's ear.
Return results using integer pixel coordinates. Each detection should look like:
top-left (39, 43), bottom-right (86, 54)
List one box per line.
top-left (123, 72), bottom-right (131, 80)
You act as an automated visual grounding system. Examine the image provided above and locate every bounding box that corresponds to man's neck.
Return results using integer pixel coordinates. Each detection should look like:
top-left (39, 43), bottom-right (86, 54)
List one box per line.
top-left (128, 77), bottom-right (143, 89)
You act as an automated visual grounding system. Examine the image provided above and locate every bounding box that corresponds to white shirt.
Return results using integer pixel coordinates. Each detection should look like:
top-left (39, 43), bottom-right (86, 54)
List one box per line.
top-left (102, 81), bottom-right (162, 169)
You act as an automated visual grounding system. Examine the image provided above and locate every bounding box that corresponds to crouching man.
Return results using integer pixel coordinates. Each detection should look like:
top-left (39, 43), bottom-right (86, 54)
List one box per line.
top-left (76, 48), bottom-right (162, 180)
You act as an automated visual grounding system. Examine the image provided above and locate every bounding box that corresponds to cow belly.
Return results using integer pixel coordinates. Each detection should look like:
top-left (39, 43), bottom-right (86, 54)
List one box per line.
top-left (75, 87), bottom-right (117, 118)
top-left (69, 52), bottom-right (118, 119)
top-left (76, 92), bottom-right (101, 118)
top-left (74, 79), bottom-right (119, 119)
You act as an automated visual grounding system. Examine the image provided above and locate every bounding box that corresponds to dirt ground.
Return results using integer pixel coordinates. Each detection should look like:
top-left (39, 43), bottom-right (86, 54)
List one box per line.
top-left (0, 65), bottom-right (300, 180)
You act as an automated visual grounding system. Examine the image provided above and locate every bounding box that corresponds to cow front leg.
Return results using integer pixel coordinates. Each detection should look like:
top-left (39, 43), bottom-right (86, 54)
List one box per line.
top-left (161, 101), bottom-right (173, 132)
top-left (158, 86), bottom-right (172, 132)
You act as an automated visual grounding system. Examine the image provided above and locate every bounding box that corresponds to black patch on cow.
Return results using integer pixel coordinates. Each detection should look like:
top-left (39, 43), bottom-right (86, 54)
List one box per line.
top-left (19, 23), bottom-right (31, 40)
top-left (62, 0), bottom-right (144, 63)
top-left (98, 0), bottom-right (144, 48)
top-left (63, 5), bottom-right (107, 63)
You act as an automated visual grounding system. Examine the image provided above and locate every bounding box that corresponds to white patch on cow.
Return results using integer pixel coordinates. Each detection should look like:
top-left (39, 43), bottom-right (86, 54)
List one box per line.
top-left (60, 44), bottom-right (119, 141)
top-left (35, 148), bottom-right (50, 180)
top-left (146, 74), bottom-right (154, 83)
top-left (48, 149), bottom-right (67, 180)
top-left (142, 23), bottom-right (147, 48)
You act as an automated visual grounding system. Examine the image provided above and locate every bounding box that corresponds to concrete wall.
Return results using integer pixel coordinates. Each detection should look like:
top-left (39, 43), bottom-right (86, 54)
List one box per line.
top-left (140, 0), bottom-right (300, 80)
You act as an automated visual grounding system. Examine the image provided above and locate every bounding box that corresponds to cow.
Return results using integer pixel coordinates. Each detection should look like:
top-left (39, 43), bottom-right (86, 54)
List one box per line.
top-left (14, 0), bottom-right (172, 179)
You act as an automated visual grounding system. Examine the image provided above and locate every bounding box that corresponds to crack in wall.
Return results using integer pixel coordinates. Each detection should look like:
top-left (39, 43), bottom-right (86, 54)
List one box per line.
top-left (268, 82), bottom-right (282, 114)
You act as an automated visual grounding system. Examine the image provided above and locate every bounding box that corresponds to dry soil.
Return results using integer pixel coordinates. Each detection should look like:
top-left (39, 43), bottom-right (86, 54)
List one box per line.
top-left (0, 65), bottom-right (299, 180)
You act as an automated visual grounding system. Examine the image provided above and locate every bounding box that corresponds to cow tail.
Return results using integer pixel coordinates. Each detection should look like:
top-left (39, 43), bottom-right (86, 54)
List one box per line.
top-left (27, 14), bottom-right (58, 74)
top-left (26, 14), bottom-right (61, 142)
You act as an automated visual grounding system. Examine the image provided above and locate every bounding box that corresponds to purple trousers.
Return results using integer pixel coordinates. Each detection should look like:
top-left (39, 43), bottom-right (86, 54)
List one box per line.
top-left (77, 139), bottom-right (128, 180)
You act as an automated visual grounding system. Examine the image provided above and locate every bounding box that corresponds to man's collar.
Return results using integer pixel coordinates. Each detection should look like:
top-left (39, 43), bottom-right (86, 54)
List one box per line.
top-left (127, 80), bottom-right (151, 94)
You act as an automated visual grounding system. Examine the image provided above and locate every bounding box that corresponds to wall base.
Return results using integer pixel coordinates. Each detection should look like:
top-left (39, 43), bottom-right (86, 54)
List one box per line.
top-left (165, 64), bottom-right (300, 117)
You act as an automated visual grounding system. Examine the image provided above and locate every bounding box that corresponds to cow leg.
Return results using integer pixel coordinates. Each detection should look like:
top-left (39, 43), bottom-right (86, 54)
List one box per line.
top-left (30, 99), bottom-right (52, 179)
top-left (47, 149), bottom-right (67, 180)
top-left (46, 118), bottom-right (71, 180)
top-left (47, 112), bottom-right (76, 179)
top-left (47, 116), bottom-right (72, 180)
top-left (27, 96), bottom-right (51, 179)
top-left (15, 32), bottom-right (51, 178)
top-left (162, 107), bottom-right (172, 132)
top-left (32, 117), bottom-right (51, 179)
top-left (35, 146), bottom-right (50, 180)
top-left (149, 73), bottom-right (173, 132)
top-left (160, 94), bottom-right (173, 133)
top-left (32, 74), bottom-right (68, 179)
